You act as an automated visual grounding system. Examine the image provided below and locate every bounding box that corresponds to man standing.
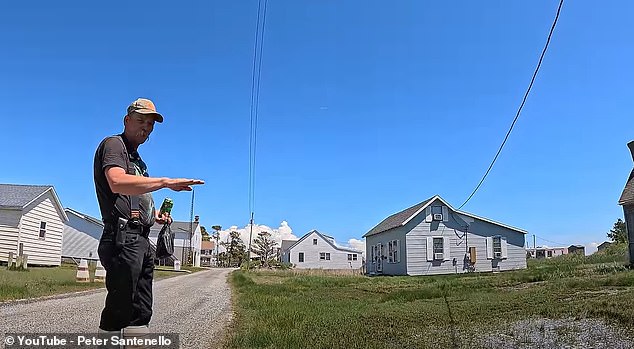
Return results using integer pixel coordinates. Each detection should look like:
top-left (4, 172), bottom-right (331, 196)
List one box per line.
top-left (93, 98), bottom-right (204, 341)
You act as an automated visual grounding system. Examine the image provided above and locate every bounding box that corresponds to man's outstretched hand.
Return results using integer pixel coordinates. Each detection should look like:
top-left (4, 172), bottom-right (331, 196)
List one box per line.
top-left (164, 178), bottom-right (205, 192)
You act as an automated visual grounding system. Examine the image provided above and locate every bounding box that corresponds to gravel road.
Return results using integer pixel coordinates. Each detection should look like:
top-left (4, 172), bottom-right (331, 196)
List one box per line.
top-left (0, 268), bottom-right (234, 349)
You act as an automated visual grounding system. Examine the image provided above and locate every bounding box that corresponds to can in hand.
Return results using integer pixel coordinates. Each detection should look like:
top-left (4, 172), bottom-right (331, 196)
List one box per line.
top-left (159, 198), bottom-right (174, 215)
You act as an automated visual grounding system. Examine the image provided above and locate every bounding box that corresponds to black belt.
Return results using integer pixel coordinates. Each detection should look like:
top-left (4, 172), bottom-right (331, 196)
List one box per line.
top-left (103, 222), bottom-right (151, 237)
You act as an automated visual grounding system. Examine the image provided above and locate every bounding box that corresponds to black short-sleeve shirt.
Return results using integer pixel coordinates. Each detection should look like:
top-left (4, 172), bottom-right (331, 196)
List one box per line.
top-left (93, 134), bottom-right (156, 227)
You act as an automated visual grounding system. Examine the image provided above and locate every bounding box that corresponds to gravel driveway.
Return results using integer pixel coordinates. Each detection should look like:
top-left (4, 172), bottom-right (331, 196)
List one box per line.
top-left (0, 268), bottom-right (234, 349)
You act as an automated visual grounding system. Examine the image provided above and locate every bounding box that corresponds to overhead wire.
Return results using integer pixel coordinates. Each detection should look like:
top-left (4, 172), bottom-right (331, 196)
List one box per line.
top-left (458, 0), bottom-right (564, 210)
top-left (248, 0), bottom-right (268, 255)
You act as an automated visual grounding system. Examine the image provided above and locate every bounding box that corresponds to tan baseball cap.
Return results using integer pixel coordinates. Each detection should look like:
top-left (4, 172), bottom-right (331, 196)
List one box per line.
top-left (126, 98), bottom-right (164, 123)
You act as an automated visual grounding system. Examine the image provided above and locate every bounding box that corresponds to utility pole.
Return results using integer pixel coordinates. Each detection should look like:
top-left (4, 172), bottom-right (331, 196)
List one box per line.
top-left (533, 234), bottom-right (536, 258)
top-left (247, 212), bottom-right (254, 263)
top-left (212, 225), bottom-right (221, 267)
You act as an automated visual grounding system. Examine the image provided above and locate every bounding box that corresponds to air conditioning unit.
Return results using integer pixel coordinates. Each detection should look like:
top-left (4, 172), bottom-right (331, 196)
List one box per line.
top-left (434, 252), bottom-right (444, 260)
top-left (494, 252), bottom-right (502, 259)
top-left (433, 213), bottom-right (443, 221)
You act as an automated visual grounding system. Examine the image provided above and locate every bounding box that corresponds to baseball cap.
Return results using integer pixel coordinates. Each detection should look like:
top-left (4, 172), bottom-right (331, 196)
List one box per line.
top-left (126, 98), bottom-right (164, 123)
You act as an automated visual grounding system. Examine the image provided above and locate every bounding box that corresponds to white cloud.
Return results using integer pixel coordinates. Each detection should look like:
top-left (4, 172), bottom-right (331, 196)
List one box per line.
top-left (215, 221), bottom-right (298, 252)
top-left (348, 238), bottom-right (366, 255)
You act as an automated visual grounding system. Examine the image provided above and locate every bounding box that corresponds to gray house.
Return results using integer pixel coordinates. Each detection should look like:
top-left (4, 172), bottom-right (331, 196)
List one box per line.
top-left (281, 230), bottom-right (363, 270)
top-left (363, 195), bottom-right (527, 276)
top-left (62, 208), bottom-right (103, 262)
top-left (0, 184), bottom-right (68, 266)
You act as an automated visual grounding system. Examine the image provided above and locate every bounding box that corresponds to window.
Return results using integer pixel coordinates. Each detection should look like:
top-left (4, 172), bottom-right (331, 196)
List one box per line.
top-left (433, 237), bottom-right (443, 255)
top-left (39, 221), bottom-right (46, 239)
top-left (298, 252), bottom-right (304, 262)
top-left (353, 254), bottom-right (357, 261)
top-left (313, 238), bottom-right (318, 245)
top-left (348, 254), bottom-right (353, 261)
top-left (493, 237), bottom-right (502, 256)
top-left (321, 252), bottom-right (330, 261)
top-left (326, 253), bottom-right (330, 260)
top-left (387, 240), bottom-right (399, 263)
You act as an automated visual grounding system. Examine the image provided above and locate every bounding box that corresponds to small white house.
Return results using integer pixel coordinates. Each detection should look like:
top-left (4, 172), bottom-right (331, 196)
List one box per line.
top-left (363, 195), bottom-right (527, 276)
top-left (281, 230), bottom-right (363, 270)
top-left (0, 184), bottom-right (68, 266)
top-left (150, 218), bottom-right (202, 267)
top-left (62, 208), bottom-right (103, 262)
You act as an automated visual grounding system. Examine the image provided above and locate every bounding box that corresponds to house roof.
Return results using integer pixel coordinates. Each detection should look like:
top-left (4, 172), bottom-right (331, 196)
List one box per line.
top-left (363, 195), bottom-right (527, 237)
top-left (287, 230), bottom-right (363, 254)
top-left (201, 240), bottom-right (215, 250)
top-left (0, 184), bottom-right (68, 221)
top-left (280, 239), bottom-right (297, 253)
top-left (65, 208), bottom-right (104, 227)
top-left (150, 221), bottom-right (199, 233)
top-left (619, 170), bottom-right (634, 206)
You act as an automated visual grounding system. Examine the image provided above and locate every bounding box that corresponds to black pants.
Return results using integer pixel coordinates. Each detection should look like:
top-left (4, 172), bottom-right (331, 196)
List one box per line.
top-left (98, 230), bottom-right (154, 331)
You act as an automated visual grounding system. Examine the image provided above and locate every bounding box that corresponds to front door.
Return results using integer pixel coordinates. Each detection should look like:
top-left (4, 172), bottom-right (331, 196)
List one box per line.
top-left (376, 243), bottom-right (383, 273)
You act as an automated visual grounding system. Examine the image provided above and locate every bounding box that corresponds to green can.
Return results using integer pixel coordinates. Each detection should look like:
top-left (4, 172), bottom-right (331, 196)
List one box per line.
top-left (159, 198), bottom-right (174, 215)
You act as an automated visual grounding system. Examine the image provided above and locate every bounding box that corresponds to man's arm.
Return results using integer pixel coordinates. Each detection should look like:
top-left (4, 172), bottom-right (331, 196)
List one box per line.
top-left (106, 166), bottom-right (203, 195)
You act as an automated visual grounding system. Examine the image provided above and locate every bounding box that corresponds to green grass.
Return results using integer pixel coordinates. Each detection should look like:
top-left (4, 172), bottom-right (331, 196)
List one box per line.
top-left (0, 262), bottom-right (202, 302)
top-left (224, 244), bottom-right (634, 349)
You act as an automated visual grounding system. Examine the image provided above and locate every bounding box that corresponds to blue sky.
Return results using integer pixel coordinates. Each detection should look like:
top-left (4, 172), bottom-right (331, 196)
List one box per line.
top-left (0, 1), bottom-right (632, 252)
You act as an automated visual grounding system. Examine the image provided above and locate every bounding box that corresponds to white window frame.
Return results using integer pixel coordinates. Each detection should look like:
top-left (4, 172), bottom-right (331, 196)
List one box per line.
top-left (298, 252), bottom-right (304, 263)
top-left (326, 253), bottom-right (331, 261)
top-left (313, 238), bottom-right (318, 245)
top-left (353, 254), bottom-right (358, 261)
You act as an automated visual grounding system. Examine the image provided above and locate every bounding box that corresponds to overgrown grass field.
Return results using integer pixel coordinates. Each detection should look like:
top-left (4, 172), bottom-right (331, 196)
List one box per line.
top-left (225, 244), bottom-right (634, 348)
top-left (0, 262), bottom-right (195, 302)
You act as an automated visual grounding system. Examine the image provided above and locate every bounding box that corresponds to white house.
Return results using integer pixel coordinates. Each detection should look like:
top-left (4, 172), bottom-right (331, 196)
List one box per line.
top-left (0, 184), bottom-right (68, 266)
top-left (281, 230), bottom-right (363, 270)
top-left (62, 208), bottom-right (103, 262)
top-left (150, 217), bottom-right (202, 267)
top-left (363, 195), bottom-right (527, 276)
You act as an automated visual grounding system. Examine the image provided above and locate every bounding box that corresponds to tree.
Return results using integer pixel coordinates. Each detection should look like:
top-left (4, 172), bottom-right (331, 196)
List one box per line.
top-left (220, 231), bottom-right (246, 267)
top-left (251, 231), bottom-right (278, 267)
top-left (200, 226), bottom-right (211, 242)
top-left (607, 218), bottom-right (628, 244)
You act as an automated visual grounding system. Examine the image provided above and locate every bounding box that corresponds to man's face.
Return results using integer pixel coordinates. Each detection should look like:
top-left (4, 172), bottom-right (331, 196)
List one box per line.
top-left (124, 113), bottom-right (156, 146)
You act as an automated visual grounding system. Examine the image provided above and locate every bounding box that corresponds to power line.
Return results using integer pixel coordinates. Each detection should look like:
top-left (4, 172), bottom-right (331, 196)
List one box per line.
top-left (458, 0), bottom-right (564, 210)
top-left (248, 0), bottom-right (268, 256)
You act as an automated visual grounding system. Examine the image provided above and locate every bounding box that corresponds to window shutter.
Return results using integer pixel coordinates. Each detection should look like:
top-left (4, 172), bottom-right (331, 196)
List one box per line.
top-left (426, 237), bottom-right (433, 261)
top-left (443, 236), bottom-right (451, 261)
top-left (388, 241), bottom-right (393, 263)
top-left (501, 237), bottom-right (508, 259)
top-left (486, 237), bottom-right (494, 259)
top-left (425, 207), bottom-right (432, 222)
top-left (442, 206), bottom-right (449, 222)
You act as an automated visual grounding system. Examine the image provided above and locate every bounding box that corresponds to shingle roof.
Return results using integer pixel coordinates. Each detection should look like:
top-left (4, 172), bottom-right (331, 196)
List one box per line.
top-left (286, 230), bottom-right (363, 254)
top-left (0, 184), bottom-right (52, 208)
top-left (363, 198), bottom-right (433, 237)
top-left (619, 169), bottom-right (634, 206)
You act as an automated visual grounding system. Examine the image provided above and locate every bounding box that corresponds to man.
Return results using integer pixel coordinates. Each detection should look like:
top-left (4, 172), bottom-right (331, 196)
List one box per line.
top-left (93, 98), bottom-right (204, 341)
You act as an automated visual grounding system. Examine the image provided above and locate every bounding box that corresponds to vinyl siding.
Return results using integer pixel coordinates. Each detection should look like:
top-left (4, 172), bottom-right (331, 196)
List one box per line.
top-left (405, 200), bottom-right (526, 275)
top-left (364, 198), bottom-right (527, 276)
top-left (365, 228), bottom-right (408, 275)
top-left (0, 209), bottom-right (21, 262)
top-left (289, 232), bottom-right (362, 270)
top-left (20, 193), bottom-right (65, 266)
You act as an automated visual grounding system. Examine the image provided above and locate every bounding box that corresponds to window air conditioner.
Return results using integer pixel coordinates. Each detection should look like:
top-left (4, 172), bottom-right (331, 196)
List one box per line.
top-left (434, 252), bottom-right (444, 260)
top-left (433, 213), bottom-right (443, 221)
top-left (494, 252), bottom-right (502, 259)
